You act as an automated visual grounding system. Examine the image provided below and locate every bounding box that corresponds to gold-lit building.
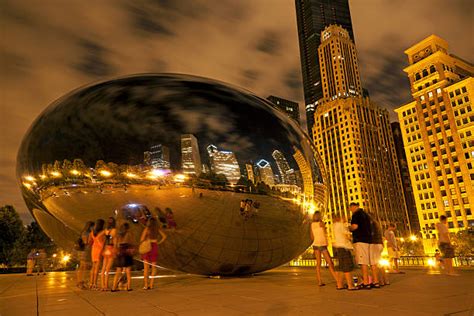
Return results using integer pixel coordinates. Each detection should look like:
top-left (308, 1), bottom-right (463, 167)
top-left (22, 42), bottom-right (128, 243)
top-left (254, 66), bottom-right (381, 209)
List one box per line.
top-left (395, 35), bottom-right (474, 252)
top-left (313, 25), bottom-right (409, 231)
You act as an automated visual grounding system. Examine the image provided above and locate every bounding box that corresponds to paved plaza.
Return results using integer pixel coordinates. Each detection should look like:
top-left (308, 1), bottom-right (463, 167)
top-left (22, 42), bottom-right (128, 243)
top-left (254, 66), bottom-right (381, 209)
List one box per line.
top-left (0, 267), bottom-right (472, 316)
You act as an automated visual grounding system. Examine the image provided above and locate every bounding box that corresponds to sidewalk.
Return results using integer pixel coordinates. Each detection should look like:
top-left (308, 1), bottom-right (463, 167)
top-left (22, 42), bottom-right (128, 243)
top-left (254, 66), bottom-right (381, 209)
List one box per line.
top-left (0, 267), bottom-right (473, 315)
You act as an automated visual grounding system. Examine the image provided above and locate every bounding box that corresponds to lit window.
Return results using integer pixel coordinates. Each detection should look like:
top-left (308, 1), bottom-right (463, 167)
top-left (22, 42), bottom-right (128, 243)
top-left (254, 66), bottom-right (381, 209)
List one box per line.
top-left (428, 92), bottom-right (433, 98)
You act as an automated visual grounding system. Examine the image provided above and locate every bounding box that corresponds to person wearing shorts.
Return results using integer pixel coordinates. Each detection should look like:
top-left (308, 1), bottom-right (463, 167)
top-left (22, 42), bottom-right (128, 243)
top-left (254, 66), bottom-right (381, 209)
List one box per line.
top-left (349, 202), bottom-right (372, 289)
top-left (369, 216), bottom-right (388, 288)
top-left (332, 214), bottom-right (357, 290)
top-left (311, 211), bottom-right (337, 286)
top-left (384, 223), bottom-right (400, 272)
top-left (436, 216), bottom-right (458, 276)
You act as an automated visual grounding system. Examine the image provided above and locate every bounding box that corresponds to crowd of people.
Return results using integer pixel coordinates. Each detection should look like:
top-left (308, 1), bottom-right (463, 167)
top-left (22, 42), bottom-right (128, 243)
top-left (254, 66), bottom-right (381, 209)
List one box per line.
top-left (75, 216), bottom-right (167, 291)
top-left (239, 199), bottom-right (261, 219)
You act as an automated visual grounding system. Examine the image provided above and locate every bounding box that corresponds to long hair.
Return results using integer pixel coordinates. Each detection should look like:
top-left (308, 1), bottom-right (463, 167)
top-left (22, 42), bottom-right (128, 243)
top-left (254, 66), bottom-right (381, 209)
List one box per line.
top-left (82, 221), bottom-right (94, 234)
top-left (106, 217), bottom-right (116, 229)
top-left (146, 217), bottom-right (159, 239)
top-left (118, 222), bottom-right (130, 238)
top-left (93, 219), bottom-right (105, 236)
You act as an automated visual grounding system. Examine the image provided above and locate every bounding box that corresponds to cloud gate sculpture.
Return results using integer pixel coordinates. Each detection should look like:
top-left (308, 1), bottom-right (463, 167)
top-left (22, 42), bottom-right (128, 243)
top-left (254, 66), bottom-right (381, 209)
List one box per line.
top-left (17, 74), bottom-right (327, 275)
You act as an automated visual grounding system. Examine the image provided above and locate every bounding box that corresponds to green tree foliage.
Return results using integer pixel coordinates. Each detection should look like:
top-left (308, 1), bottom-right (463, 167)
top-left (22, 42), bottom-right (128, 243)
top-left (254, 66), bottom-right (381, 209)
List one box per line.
top-left (451, 228), bottom-right (474, 256)
top-left (0, 205), bottom-right (24, 265)
top-left (399, 239), bottom-right (425, 256)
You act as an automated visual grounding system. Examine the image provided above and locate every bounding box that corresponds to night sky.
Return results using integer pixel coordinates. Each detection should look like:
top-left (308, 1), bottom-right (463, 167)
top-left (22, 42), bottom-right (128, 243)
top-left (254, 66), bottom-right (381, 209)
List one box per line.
top-left (1, 0), bottom-right (473, 222)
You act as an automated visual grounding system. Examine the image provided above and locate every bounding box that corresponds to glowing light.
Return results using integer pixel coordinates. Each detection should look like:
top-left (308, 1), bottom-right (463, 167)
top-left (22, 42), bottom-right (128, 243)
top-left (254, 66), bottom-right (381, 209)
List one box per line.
top-left (410, 235), bottom-right (418, 241)
top-left (52, 254), bottom-right (57, 258)
top-left (125, 172), bottom-right (137, 178)
top-left (70, 169), bottom-right (80, 175)
top-left (99, 170), bottom-right (112, 177)
top-left (173, 174), bottom-right (187, 182)
top-left (427, 258), bottom-right (436, 267)
top-left (379, 258), bottom-right (390, 267)
top-left (23, 182), bottom-right (32, 189)
top-left (148, 169), bottom-right (165, 179)
top-left (62, 255), bottom-right (70, 263)
top-left (24, 176), bottom-right (36, 182)
top-left (51, 171), bottom-right (62, 178)
top-left (39, 174), bottom-right (47, 180)
top-left (400, 237), bottom-right (405, 242)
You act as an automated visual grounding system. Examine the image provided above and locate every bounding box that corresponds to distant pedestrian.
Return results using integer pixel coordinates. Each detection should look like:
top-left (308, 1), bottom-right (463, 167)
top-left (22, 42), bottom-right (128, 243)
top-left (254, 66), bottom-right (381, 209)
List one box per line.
top-left (140, 217), bottom-right (167, 290)
top-left (112, 223), bottom-right (135, 291)
top-left (26, 249), bottom-right (36, 276)
top-left (349, 202), bottom-right (372, 290)
top-left (311, 211), bottom-right (337, 286)
top-left (240, 200), bottom-right (246, 214)
top-left (76, 221), bottom-right (94, 289)
top-left (384, 223), bottom-right (400, 273)
top-left (156, 207), bottom-right (168, 229)
top-left (436, 215), bottom-right (458, 276)
top-left (165, 208), bottom-right (177, 229)
top-left (369, 216), bottom-right (387, 288)
top-left (100, 217), bottom-right (116, 291)
top-left (332, 214), bottom-right (357, 290)
top-left (36, 249), bottom-right (47, 275)
top-left (89, 219), bottom-right (105, 289)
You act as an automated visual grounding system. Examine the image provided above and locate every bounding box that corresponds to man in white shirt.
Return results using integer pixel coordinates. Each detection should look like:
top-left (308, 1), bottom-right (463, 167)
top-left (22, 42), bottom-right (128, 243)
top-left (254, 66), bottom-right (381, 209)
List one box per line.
top-left (384, 223), bottom-right (400, 273)
top-left (436, 215), bottom-right (458, 276)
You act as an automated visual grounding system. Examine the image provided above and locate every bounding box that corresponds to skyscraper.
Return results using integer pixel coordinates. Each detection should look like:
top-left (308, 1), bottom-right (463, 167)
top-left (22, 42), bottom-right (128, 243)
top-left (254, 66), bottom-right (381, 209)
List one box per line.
top-left (395, 35), bottom-right (474, 252)
top-left (207, 144), bottom-right (241, 184)
top-left (256, 159), bottom-right (275, 186)
top-left (245, 163), bottom-right (256, 184)
top-left (272, 150), bottom-right (297, 185)
top-left (181, 134), bottom-right (202, 175)
top-left (149, 144), bottom-right (170, 169)
top-left (313, 25), bottom-right (408, 231)
top-left (295, 0), bottom-right (355, 134)
top-left (391, 122), bottom-right (420, 233)
top-left (266, 96), bottom-right (300, 124)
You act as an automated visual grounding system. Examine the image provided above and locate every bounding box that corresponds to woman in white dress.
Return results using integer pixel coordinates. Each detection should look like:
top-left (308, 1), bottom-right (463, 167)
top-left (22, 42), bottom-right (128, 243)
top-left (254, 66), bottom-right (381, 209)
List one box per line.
top-left (310, 211), bottom-right (337, 286)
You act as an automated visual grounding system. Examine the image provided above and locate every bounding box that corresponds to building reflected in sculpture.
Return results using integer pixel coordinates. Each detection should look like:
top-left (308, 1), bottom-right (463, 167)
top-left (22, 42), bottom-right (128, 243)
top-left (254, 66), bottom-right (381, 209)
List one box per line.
top-left (17, 74), bottom-right (327, 276)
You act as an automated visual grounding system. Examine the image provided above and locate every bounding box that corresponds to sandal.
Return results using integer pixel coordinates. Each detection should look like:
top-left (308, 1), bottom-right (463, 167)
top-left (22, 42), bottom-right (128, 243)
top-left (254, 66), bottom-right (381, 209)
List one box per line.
top-left (372, 283), bottom-right (381, 289)
top-left (347, 287), bottom-right (359, 291)
top-left (318, 283), bottom-right (326, 287)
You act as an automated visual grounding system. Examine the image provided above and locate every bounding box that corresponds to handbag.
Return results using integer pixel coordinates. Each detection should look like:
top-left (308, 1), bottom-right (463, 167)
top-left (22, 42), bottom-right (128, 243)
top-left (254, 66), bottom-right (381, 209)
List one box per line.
top-left (139, 239), bottom-right (152, 254)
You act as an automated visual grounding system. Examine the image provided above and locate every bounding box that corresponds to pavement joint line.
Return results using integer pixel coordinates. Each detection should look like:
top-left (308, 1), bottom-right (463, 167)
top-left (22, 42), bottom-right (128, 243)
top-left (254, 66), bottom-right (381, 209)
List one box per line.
top-left (71, 288), bottom-right (106, 315)
top-left (444, 309), bottom-right (472, 316)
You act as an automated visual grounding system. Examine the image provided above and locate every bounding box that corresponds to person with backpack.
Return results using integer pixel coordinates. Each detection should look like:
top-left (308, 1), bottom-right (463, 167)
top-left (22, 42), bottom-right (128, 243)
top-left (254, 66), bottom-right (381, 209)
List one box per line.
top-left (89, 219), bottom-right (105, 289)
top-left (140, 217), bottom-right (167, 290)
top-left (76, 221), bottom-right (94, 289)
top-left (100, 217), bottom-right (116, 291)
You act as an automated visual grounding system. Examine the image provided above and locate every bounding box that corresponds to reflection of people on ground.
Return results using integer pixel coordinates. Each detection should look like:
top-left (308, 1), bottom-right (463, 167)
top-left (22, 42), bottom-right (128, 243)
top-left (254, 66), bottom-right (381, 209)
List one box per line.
top-left (141, 218), bottom-right (167, 290)
top-left (89, 219), bottom-right (105, 289)
top-left (100, 217), bottom-right (116, 291)
top-left (436, 215), bottom-right (458, 276)
top-left (156, 207), bottom-right (167, 229)
top-left (76, 221), bottom-right (94, 289)
top-left (310, 211), bottom-right (337, 286)
top-left (199, 192), bottom-right (203, 198)
top-left (165, 208), bottom-right (177, 229)
top-left (332, 214), bottom-right (357, 290)
top-left (36, 249), bottom-right (47, 275)
top-left (112, 223), bottom-right (135, 291)
top-left (26, 249), bottom-right (36, 276)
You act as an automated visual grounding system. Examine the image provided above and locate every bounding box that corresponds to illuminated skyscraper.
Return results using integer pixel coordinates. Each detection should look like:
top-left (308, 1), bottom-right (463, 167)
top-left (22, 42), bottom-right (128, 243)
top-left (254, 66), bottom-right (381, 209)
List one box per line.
top-left (207, 144), bottom-right (241, 184)
top-left (313, 25), bottom-right (408, 230)
top-left (245, 163), bottom-right (256, 184)
top-left (395, 35), bottom-right (474, 252)
top-left (293, 149), bottom-right (314, 201)
top-left (144, 151), bottom-right (151, 166)
top-left (295, 0), bottom-right (355, 134)
top-left (256, 159), bottom-right (275, 186)
top-left (149, 144), bottom-right (170, 169)
top-left (272, 150), bottom-right (296, 185)
top-left (266, 96), bottom-right (300, 124)
top-left (181, 134), bottom-right (202, 175)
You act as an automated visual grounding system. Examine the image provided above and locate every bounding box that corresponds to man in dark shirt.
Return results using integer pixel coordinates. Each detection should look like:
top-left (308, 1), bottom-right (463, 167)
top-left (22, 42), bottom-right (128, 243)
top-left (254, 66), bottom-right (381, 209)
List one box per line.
top-left (349, 202), bottom-right (372, 289)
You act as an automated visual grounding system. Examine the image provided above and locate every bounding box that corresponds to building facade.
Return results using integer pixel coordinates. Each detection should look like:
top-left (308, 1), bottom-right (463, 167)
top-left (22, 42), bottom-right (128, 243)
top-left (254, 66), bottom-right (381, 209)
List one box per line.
top-left (395, 35), bottom-right (474, 252)
top-left (313, 25), bottom-right (408, 231)
top-left (207, 145), bottom-right (241, 184)
top-left (266, 96), bottom-right (300, 124)
top-left (256, 159), bottom-right (275, 186)
top-left (149, 144), bottom-right (170, 169)
top-left (181, 134), bottom-right (202, 176)
top-left (295, 0), bottom-right (355, 134)
top-left (272, 150), bottom-right (297, 185)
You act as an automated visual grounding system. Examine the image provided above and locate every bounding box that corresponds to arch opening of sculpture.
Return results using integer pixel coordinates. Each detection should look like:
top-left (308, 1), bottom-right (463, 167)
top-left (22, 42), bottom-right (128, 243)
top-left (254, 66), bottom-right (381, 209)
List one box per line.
top-left (17, 74), bottom-right (327, 275)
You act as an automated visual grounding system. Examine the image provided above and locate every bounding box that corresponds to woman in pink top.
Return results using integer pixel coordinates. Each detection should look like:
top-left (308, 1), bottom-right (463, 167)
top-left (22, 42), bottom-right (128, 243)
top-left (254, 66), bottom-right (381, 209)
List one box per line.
top-left (89, 219), bottom-right (105, 289)
top-left (310, 211), bottom-right (337, 286)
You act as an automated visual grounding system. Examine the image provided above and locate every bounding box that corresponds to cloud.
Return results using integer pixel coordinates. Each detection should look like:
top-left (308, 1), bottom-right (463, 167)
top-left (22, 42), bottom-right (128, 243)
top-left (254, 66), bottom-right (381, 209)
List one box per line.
top-left (73, 39), bottom-right (116, 77)
top-left (255, 31), bottom-right (281, 55)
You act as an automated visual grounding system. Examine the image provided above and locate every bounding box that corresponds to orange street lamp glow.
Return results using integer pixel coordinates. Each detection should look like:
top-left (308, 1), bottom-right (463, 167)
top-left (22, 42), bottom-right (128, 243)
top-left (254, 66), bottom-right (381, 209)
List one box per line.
top-left (400, 237), bottom-right (405, 242)
top-left (427, 258), bottom-right (436, 267)
top-left (125, 172), bottom-right (137, 178)
top-left (51, 171), bottom-right (62, 178)
top-left (62, 255), bottom-right (70, 263)
top-left (24, 176), bottom-right (36, 182)
top-left (410, 235), bottom-right (417, 241)
top-left (23, 182), bottom-right (32, 189)
top-left (70, 169), bottom-right (80, 176)
top-left (174, 174), bottom-right (187, 182)
top-left (39, 174), bottom-right (47, 180)
top-left (100, 170), bottom-right (112, 177)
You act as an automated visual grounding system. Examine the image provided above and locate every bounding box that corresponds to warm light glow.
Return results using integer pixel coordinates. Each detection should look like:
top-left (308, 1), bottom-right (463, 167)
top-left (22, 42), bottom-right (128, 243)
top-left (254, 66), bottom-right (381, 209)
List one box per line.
top-left (70, 169), bottom-right (80, 175)
top-left (39, 174), bottom-right (47, 180)
top-left (52, 253), bottom-right (57, 258)
top-left (149, 169), bottom-right (166, 178)
top-left (400, 237), bottom-right (405, 242)
top-left (23, 182), bottom-right (32, 189)
top-left (427, 258), bottom-right (436, 267)
top-left (174, 173), bottom-right (187, 182)
top-left (99, 170), bottom-right (112, 177)
top-left (379, 258), bottom-right (390, 267)
top-left (125, 172), bottom-right (137, 178)
top-left (410, 235), bottom-right (417, 241)
top-left (24, 176), bottom-right (36, 182)
top-left (51, 171), bottom-right (62, 178)
top-left (62, 255), bottom-right (70, 263)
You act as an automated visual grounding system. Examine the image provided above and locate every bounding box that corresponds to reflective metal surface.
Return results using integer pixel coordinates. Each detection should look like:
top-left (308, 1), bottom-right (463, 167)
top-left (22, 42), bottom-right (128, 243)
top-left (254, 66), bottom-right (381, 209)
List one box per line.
top-left (17, 74), bottom-right (327, 275)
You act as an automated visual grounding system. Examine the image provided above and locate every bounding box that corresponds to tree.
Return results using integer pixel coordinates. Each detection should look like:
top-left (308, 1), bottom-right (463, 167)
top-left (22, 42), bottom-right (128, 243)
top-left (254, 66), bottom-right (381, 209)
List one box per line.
top-left (0, 205), bottom-right (25, 266)
top-left (399, 239), bottom-right (424, 256)
top-left (451, 228), bottom-right (474, 256)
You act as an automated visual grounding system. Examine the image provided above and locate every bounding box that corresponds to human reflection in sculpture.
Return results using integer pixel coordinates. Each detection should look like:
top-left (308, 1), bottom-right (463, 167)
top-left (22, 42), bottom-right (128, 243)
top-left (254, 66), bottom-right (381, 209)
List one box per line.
top-left (17, 74), bottom-right (327, 275)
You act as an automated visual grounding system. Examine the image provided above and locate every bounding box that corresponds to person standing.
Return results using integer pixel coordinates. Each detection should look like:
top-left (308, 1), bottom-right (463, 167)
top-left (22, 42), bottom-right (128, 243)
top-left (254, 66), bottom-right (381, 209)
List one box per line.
top-left (436, 215), bottom-right (458, 276)
top-left (349, 202), bottom-right (372, 290)
top-left (140, 217), bottom-right (167, 290)
top-left (384, 223), bottom-right (400, 273)
top-left (100, 217), bottom-right (116, 291)
top-left (26, 249), bottom-right (36, 276)
top-left (36, 249), bottom-right (47, 275)
top-left (89, 219), bottom-right (105, 289)
top-left (369, 216), bottom-right (387, 288)
top-left (112, 223), bottom-right (135, 291)
top-left (332, 214), bottom-right (357, 290)
top-left (76, 221), bottom-right (94, 289)
top-left (310, 211), bottom-right (337, 286)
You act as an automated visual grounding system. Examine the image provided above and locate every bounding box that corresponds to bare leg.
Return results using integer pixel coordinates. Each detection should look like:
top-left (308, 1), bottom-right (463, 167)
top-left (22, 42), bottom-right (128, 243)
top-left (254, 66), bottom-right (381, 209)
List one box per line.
top-left (314, 250), bottom-right (323, 285)
top-left (150, 263), bottom-right (157, 289)
top-left (89, 262), bottom-right (96, 288)
top-left (112, 268), bottom-right (122, 290)
top-left (445, 259), bottom-right (453, 274)
top-left (100, 260), bottom-right (106, 289)
top-left (322, 250), bottom-right (337, 281)
top-left (393, 258), bottom-right (399, 272)
top-left (143, 261), bottom-right (149, 288)
top-left (361, 265), bottom-right (369, 285)
top-left (371, 265), bottom-right (380, 284)
top-left (344, 272), bottom-right (356, 289)
top-left (104, 258), bottom-right (113, 290)
top-left (126, 268), bottom-right (132, 290)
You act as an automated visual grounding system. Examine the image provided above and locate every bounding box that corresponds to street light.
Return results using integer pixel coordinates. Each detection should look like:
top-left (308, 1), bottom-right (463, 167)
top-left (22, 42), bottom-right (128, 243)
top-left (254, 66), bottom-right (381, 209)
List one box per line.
top-left (62, 254), bottom-right (70, 263)
top-left (410, 235), bottom-right (418, 241)
top-left (70, 169), bottom-right (80, 176)
top-left (99, 170), bottom-right (112, 177)
top-left (24, 176), bottom-right (36, 182)
top-left (400, 237), bottom-right (405, 242)
top-left (50, 171), bottom-right (62, 178)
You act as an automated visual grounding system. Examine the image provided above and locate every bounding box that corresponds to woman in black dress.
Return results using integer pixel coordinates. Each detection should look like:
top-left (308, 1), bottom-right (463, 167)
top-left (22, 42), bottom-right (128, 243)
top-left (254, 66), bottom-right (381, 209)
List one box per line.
top-left (112, 223), bottom-right (135, 291)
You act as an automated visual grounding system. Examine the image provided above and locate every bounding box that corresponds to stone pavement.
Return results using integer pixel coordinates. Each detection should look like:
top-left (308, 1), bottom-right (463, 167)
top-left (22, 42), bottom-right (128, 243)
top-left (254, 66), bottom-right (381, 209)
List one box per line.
top-left (0, 267), bottom-right (472, 316)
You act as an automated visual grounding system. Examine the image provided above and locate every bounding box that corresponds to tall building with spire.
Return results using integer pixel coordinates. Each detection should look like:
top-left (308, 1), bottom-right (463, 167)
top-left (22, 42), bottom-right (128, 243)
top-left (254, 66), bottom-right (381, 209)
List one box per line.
top-left (395, 35), bottom-right (474, 252)
top-left (181, 134), bottom-right (202, 175)
top-left (295, 0), bottom-right (355, 134)
top-left (313, 25), bottom-right (408, 231)
top-left (256, 159), bottom-right (275, 186)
